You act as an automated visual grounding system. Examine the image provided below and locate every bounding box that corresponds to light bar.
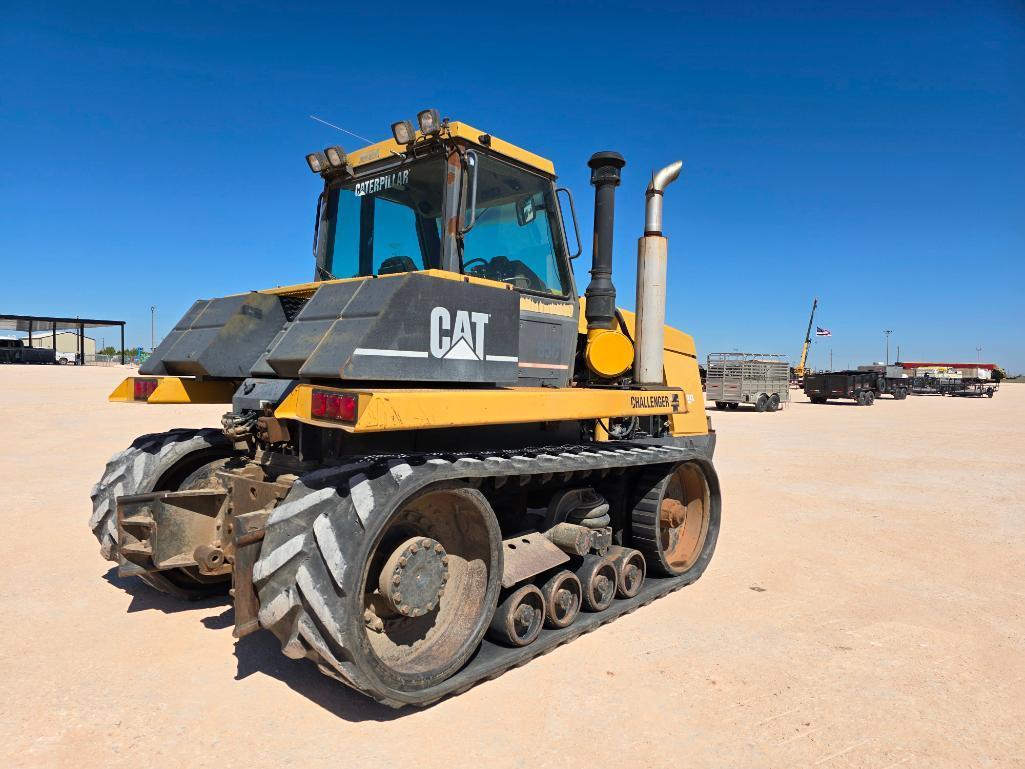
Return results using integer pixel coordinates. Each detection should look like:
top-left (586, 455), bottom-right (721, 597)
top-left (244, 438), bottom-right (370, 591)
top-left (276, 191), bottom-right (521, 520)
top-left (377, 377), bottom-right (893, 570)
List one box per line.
top-left (391, 120), bottom-right (415, 145)
top-left (324, 145), bottom-right (346, 167)
top-left (417, 108), bottom-right (441, 135)
top-left (306, 152), bottom-right (327, 173)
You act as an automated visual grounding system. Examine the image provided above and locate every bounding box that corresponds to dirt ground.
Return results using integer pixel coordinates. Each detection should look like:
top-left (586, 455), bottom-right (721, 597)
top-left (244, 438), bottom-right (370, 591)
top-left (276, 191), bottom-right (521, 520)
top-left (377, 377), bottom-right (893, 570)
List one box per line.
top-left (1, 365), bottom-right (1022, 769)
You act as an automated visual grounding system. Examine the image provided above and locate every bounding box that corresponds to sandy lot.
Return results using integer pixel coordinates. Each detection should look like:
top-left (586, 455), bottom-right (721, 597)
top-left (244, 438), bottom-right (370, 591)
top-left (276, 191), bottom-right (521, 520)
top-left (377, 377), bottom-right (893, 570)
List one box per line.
top-left (1, 365), bottom-right (1022, 769)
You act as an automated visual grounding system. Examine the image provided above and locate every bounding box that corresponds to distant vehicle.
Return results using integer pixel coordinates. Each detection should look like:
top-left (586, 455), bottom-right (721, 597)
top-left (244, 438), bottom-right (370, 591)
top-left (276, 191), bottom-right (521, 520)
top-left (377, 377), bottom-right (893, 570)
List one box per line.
top-left (0, 338), bottom-right (56, 365)
top-left (706, 353), bottom-right (790, 412)
top-left (948, 381), bottom-right (997, 398)
top-left (911, 374), bottom-right (996, 398)
top-left (856, 365), bottom-right (909, 400)
top-left (804, 370), bottom-right (880, 405)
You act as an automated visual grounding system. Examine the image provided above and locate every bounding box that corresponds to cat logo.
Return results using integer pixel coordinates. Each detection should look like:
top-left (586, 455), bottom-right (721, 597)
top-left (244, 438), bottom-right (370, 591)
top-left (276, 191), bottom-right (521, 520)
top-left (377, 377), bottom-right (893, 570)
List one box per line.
top-left (430, 307), bottom-right (489, 360)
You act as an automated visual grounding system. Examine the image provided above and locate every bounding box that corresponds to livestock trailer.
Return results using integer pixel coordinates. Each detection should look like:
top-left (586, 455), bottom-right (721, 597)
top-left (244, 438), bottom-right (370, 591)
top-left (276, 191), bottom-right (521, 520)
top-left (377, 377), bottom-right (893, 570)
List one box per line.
top-left (706, 353), bottom-right (790, 412)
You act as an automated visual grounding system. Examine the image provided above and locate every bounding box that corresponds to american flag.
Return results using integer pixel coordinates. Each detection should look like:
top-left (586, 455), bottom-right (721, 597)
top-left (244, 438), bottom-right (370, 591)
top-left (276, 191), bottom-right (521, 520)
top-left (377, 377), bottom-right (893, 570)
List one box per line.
top-left (816, 326), bottom-right (832, 337)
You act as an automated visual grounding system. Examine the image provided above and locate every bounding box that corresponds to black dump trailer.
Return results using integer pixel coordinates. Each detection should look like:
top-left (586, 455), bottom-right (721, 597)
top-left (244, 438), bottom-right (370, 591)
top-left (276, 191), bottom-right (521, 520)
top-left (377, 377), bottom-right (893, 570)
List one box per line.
top-left (804, 370), bottom-right (880, 405)
top-left (857, 365), bottom-right (909, 400)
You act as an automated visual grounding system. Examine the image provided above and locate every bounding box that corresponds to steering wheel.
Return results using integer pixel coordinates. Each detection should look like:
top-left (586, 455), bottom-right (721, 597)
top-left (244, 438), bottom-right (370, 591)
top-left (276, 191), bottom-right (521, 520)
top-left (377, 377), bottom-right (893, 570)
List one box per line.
top-left (462, 257), bottom-right (489, 272)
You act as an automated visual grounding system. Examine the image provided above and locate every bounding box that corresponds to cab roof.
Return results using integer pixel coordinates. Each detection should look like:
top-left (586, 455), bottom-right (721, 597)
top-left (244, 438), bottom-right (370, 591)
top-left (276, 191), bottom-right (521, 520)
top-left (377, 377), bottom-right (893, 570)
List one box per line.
top-left (346, 121), bottom-right (556, 177)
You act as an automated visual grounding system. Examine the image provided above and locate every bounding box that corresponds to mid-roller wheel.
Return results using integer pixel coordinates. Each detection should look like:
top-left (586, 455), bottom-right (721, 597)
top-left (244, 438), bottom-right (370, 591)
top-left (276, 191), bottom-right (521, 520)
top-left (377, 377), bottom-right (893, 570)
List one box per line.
top-left (539, 570), bottom-right (582, 629)
top-left (608, 546), bottom-right (646, 598)
top-left (576, 554), bottom-right (616, 612)
top-left (488, 584), bottom-right (545, 646)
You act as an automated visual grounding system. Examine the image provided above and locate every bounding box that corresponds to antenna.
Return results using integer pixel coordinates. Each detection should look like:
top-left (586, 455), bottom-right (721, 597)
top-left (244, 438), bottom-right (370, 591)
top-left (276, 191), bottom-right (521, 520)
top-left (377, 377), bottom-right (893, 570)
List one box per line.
top-left (308, 115), bottom-right (374, 145)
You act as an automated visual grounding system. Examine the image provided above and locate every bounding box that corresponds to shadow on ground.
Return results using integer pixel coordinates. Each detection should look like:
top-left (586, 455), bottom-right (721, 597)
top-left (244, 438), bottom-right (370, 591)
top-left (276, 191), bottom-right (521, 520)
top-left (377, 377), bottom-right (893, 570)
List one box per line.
top-left (103, 567), bottom-right (410, 722)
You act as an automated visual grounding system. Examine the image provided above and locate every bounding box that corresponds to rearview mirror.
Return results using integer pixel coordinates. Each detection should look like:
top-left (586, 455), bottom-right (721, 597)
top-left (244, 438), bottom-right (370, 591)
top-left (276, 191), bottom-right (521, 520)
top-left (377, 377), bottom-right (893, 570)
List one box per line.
top-left (515, 195), bottom-right (537, 226)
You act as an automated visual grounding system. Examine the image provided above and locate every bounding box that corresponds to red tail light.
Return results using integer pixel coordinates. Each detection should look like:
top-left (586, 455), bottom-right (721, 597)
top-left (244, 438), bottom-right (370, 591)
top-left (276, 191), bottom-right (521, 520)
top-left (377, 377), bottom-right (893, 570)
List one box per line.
top-left (133, 378), bottom-right (158, 400)
top-left (311, 390), bottom-right (357, 422)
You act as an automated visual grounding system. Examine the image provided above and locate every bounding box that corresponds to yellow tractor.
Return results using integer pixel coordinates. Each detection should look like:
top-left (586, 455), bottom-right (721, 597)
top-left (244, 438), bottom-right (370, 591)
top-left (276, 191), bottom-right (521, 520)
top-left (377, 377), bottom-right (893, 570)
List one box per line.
top-left (90, 111), bottom-right (721, 706)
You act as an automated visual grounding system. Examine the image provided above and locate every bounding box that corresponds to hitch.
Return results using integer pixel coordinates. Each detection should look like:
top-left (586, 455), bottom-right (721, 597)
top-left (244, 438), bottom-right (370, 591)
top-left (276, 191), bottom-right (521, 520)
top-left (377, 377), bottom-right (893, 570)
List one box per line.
top-left (117, 490), bottom-right (229, 576)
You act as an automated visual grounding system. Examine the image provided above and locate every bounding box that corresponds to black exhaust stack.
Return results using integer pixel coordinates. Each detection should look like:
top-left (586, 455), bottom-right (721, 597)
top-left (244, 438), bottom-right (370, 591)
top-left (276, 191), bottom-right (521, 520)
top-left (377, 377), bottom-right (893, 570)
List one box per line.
top-left (584, 151), bottom-right (626, 332)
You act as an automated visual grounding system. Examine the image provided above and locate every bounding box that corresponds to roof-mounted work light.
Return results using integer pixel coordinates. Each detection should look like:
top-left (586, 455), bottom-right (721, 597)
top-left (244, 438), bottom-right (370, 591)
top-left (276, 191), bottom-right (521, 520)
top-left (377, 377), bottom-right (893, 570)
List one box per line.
top-left (417, 108), bottom-right (441, 136)
top-left (391, 120), bottom-right (415, 145)
top-left (306, 151), bottom-right (328, 173)
top-left (324, 146), bottom-right (346, 167)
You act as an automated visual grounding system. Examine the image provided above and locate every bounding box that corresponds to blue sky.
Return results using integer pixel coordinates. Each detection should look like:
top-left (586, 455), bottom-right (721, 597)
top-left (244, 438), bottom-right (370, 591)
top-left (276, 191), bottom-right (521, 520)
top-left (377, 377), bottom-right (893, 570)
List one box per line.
top-left (2, 2), bottom-right (1023, 370)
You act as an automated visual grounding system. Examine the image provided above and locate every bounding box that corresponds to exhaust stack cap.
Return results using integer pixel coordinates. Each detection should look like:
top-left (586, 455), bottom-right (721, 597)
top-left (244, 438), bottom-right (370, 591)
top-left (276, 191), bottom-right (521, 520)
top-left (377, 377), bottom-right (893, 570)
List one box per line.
top-left (588, 151), bottom-right (626, 182)
top-left (644, 160), bottom-right (683, 236)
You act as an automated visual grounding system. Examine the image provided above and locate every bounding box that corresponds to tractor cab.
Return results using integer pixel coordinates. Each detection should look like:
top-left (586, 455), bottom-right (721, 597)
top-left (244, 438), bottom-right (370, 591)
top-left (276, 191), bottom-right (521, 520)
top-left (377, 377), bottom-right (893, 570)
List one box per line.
top-left (307, 116), bottom-right (579, 300)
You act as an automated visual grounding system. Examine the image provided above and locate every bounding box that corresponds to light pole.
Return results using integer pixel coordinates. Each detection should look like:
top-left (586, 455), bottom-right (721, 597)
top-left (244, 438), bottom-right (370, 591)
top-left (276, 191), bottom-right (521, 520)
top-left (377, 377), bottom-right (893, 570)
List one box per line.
top-left (884, 329), bottom-right (893, 365)
top-left (150, 306), bottom-right (156, 352)
top-left (976, 345), bottom-right (982, 363)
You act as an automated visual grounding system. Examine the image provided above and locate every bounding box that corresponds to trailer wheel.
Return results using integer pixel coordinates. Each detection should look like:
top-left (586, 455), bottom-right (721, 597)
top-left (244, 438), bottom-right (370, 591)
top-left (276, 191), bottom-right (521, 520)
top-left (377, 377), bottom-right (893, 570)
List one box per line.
top-left (727, 402), bottom-right (740, 410)
top-left (715, 401), bottom-right (727, 410)
top-left (767, 394), bottom-right (780, 412)
top-left (755, 394), bottom-right (768, 412)
top-left (986, 387), bottom-right (994, 398)
top-left (856, 392), bottom-right (866, 406)
top-left (865, 391), bottom-right (875, 406)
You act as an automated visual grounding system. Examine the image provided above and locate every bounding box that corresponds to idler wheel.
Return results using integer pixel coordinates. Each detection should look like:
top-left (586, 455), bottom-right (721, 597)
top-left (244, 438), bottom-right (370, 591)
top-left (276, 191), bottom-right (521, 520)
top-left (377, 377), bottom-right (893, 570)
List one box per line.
top-left (378, 536), bottom-right (449, 618)
top-left (576, 554), bottom-right (616, 612)
top-left (539, 570), bottom-right (582, 629)
top-left (488, 584), bottom-right (545, 647)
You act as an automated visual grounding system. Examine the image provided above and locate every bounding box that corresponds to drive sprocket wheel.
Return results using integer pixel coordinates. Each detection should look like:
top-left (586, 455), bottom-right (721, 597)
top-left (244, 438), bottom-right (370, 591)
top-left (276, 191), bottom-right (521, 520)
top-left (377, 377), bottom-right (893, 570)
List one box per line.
top-left (254, 476), bottom-right (503, 706)
top-left (630, 461), bottom-right (720, 579)
top-left (89, 428), bottom-right (238, 599)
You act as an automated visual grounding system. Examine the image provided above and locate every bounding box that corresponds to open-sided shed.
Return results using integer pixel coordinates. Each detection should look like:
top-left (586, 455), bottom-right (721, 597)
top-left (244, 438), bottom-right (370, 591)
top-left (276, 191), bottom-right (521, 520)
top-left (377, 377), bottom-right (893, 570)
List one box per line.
top-left (0, 314), bottom-right (126, 364)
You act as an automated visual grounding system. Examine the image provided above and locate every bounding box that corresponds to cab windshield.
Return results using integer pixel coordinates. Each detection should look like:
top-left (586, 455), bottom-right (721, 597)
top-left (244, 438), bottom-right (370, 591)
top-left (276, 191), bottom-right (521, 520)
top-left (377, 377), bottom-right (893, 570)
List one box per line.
top-left (317, 151), bottom-right (569, 296)
top-left (319, 157), bottom-right (445, 279)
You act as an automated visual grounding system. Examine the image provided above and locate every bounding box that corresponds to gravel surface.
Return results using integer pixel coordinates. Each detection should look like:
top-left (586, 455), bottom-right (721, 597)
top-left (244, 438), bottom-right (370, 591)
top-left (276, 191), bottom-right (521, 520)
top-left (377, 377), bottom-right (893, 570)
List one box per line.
top-left (1, 366), bottom-right (1022, 769)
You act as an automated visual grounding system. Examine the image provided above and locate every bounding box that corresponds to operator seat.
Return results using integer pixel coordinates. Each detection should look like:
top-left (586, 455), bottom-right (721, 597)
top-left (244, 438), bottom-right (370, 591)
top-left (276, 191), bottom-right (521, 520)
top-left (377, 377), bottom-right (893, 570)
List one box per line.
top-left (377, 256), bottom-right (418, 275)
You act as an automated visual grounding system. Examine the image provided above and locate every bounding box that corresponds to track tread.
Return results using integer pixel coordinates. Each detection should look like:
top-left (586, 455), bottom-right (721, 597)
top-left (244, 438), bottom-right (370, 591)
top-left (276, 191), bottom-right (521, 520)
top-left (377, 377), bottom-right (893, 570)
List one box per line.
top-left (253, 441), bottom-right (714, 708)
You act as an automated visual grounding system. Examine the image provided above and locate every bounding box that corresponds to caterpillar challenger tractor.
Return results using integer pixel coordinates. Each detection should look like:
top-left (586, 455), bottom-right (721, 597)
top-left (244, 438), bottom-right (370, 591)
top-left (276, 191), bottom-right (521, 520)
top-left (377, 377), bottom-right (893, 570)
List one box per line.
top-left (90, 111), bottom-right (721, 707)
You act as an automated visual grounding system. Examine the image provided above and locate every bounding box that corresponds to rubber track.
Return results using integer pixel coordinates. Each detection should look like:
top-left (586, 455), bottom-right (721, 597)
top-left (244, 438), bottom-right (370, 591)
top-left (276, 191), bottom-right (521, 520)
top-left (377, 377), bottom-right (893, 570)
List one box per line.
top-left (253, 441), bottom-right (710, 708)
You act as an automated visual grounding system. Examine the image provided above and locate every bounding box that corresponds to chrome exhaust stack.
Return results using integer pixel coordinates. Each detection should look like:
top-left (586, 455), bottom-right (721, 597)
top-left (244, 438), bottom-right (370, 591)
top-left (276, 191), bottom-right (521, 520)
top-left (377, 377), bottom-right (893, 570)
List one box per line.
top-left (633, 160), bottom-right (682, 385)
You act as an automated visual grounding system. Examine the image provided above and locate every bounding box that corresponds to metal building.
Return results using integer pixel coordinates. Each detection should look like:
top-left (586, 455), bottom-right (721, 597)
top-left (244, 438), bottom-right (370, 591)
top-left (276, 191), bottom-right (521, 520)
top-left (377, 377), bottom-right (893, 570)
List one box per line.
top-left (0, 314), bottom-right (126, 365)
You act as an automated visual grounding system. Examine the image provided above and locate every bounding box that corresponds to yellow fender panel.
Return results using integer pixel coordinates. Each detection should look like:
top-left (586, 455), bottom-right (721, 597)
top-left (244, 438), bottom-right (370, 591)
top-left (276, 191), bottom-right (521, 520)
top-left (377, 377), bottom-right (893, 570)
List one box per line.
top-left (275, 385), bottom-right (699, 434)
top-left (108, 377), bottom-right (235, 404)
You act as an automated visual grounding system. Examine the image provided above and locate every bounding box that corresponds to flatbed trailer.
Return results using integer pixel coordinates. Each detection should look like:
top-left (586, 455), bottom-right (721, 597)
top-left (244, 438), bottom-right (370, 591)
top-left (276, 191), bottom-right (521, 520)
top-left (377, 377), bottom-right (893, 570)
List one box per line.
top-left (804, 370), bottom-right (879, 406)
top-left (946, 379), bottom-right (998, 398)
top-left (706, 353), bottom-right (789, 412)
